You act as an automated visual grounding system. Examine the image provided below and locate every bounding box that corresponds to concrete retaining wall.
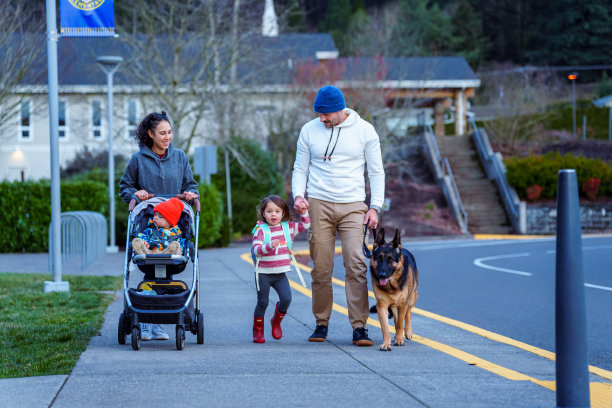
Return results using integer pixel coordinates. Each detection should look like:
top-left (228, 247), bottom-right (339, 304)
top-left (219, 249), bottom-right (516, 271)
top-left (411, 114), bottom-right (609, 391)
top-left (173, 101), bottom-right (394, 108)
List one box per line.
top-left (526, 203), bottom-right (612, 234)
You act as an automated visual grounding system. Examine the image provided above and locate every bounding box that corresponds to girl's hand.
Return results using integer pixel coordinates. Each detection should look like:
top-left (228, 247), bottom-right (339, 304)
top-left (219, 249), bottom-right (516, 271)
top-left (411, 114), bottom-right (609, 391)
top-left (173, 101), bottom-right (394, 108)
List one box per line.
top-left (270, 239), bottom-right (280, 249)
top-left (144, 242), bottom-right (150, 249)
top-left (135, 190), bottom-right (149, 201)
top-left (183, 191), bottom-right (198, 202)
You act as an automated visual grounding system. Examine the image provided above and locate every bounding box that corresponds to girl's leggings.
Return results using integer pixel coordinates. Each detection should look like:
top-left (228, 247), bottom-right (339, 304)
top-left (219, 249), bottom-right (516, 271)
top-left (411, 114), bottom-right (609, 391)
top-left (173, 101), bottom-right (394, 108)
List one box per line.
top-left (254, 273), bottom-right (292, 316)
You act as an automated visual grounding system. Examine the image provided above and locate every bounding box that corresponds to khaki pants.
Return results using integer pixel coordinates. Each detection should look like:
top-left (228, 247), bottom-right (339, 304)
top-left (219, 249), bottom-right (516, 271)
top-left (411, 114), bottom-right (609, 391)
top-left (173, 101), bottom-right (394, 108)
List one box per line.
top-left (308, 198), bottom-right (369, 329)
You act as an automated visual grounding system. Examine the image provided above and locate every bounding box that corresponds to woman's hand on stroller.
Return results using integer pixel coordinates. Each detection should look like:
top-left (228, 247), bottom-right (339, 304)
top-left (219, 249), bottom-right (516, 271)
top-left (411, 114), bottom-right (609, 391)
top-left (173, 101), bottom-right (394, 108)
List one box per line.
top-left (135, 190), bottom-right (151, 201)
top-left (182, 191), bottom-right (198, 202)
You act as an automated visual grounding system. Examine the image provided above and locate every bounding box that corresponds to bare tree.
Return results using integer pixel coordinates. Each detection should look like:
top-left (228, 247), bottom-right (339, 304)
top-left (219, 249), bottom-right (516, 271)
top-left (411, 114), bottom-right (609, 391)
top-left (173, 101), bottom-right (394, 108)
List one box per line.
top-left (116, 0), bottom-right (262, 152)
top-left (477, 64), bottom-right (565, 153)
top-left (0, 2), bottom-right (44, 137)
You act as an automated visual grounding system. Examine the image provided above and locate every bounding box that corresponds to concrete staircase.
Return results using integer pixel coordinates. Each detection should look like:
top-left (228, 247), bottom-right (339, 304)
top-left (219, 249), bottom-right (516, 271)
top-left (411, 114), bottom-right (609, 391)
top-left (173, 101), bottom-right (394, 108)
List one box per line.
top-left (436, 135), bottom-right (513, 234)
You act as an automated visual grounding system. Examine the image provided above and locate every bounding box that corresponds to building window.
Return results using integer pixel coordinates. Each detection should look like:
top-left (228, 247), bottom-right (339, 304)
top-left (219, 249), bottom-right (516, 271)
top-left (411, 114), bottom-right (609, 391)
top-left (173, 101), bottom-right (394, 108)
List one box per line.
top-left (58, 100), bottom-right (67, 138)
top-left (92, 100), bottom-right (102, 139)
top-left (20, 101), bottom-right (31, 140)
top-left (127, 99), bottom-right (138, 139)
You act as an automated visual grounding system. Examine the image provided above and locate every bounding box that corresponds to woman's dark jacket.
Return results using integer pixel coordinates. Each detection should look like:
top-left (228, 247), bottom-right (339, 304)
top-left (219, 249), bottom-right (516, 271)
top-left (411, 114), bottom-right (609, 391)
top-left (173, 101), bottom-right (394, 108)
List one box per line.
top-left (119, 142), bottom-right (198, 203)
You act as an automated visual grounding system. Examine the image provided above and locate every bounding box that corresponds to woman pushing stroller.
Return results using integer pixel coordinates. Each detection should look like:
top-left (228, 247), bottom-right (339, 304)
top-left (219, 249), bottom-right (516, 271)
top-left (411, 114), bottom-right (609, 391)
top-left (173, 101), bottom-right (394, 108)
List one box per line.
top-left (119, 111), bottom-right (199, 341)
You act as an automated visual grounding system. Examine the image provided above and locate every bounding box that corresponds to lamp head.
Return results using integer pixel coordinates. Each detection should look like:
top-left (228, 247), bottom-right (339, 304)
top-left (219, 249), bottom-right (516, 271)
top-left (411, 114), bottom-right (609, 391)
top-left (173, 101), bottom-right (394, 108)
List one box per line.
top-left (96, 56), bottom-right (123, 67)
top-left (96, 56), bottom-right (123, 74)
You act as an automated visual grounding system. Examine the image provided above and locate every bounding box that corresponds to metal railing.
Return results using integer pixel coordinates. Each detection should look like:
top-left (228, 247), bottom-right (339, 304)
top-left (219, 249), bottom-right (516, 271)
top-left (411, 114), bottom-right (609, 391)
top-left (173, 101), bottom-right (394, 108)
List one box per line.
top-left (50, 211), bottom-right (108, 273)
top-left (468, 118), bottom-right (526, 234)
top-left (421, 124), bottom-right (468, 234)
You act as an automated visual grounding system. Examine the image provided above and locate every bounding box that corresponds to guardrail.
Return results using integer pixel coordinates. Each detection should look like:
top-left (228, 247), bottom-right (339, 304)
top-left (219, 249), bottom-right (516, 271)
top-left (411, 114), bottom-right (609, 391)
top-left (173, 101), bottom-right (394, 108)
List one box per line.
top-left (49, 211), bottom-right (108, 273)
top-left (468, 118), bottom-right (526, 234)
top-left (421, 124), bottom-right (468, 234)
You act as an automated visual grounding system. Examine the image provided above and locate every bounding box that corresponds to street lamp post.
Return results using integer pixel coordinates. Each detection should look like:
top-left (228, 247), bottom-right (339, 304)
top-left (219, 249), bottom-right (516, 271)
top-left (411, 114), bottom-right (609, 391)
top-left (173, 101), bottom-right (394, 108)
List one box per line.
top-left (96, 56), bottom-right (123, 253)
top-left (568, 72), bottom-right (578, 140)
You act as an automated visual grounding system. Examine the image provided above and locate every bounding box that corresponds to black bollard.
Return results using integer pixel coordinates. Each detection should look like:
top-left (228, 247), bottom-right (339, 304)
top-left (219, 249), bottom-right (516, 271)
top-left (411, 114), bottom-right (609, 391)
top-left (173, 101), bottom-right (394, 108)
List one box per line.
top-left (555, 169), bottom-right (590, 408)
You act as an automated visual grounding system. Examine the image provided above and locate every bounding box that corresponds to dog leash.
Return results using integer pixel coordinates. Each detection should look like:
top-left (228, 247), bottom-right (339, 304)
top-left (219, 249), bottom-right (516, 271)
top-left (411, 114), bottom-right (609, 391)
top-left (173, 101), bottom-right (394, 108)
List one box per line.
top-left (362, 222), bottom-right (373, 259)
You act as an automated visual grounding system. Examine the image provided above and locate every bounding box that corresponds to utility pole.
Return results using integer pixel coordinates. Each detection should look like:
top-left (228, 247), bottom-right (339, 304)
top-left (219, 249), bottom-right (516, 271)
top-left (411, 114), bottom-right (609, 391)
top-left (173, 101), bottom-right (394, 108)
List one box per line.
top-left (96, 56), bottom-right (123, 253)
top-left (568, 72), bottom-right (578, 140)
top-left (44, 0), bottom-right (69, 293)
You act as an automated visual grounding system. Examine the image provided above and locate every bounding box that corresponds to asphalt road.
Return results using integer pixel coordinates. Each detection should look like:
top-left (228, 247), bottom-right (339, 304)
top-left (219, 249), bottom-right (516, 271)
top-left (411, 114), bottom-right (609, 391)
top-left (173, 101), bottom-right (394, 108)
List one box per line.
top-left (329, 236), bottom-right (612, 372)
top-left (2, 238), bottom-right (611, 407)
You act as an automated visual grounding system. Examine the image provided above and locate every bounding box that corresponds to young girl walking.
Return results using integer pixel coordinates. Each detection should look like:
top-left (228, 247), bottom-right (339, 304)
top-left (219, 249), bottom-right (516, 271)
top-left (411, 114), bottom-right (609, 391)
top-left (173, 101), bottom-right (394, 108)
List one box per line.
top-left (251, 195), bottom-right (310, 343)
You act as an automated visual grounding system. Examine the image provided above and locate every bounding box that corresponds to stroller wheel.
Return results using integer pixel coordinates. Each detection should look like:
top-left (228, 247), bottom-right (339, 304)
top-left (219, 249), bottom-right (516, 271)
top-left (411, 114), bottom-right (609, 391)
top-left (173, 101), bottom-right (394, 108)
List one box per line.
top-left (131, 327), bottom-right (141, 350)
top-left (118, 313), bottom-right (127, 345)
top-left (176, 326), bottom-right (185, 350)
top-left (197, 313), bottom-right (204, 345)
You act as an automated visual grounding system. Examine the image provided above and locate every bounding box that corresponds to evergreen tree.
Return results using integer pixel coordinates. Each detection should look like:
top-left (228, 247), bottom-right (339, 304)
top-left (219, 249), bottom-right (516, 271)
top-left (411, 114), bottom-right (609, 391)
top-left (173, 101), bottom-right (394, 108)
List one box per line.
top-left (528, 0), bottom-right (612, 66)
top-left (319, 0), bottom-right (353, 55)
top-left (450, 0), bottom-right (490, 70)
top-left (285, 0), bottom-right (307, 32)
top-left (393, 0), bottom-right (453, 56)
top-left (345, 8), bottom-right (370, 56)
top-left (476, 0), bottom-right (528, 64)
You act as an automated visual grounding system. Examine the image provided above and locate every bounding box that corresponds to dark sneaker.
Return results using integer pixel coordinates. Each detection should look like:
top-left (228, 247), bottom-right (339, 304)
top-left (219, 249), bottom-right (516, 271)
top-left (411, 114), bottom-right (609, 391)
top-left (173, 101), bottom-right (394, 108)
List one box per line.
top-left (308, 325), bottom-right (328, 342)
top-left (352, 327), bottom-right (373, 346)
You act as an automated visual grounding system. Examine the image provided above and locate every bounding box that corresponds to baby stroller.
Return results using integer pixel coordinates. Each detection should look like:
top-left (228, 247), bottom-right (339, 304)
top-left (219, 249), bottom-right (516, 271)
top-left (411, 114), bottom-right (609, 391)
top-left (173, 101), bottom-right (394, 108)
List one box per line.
top-left (117, 194), bottom-right (203, 350)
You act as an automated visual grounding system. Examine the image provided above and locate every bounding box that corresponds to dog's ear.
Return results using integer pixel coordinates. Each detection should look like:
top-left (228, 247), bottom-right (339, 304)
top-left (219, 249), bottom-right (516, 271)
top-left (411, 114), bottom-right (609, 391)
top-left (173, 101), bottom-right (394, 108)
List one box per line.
top-left (374, 227), bottom-right (385, 246)
top-left (391, 228), bottom-right (402, 250)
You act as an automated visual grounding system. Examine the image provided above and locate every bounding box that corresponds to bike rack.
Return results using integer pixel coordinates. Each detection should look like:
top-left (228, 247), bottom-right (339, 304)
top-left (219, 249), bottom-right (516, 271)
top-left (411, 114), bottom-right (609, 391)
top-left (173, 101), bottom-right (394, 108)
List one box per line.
top-left (49, 211), bottom-right (108, 273)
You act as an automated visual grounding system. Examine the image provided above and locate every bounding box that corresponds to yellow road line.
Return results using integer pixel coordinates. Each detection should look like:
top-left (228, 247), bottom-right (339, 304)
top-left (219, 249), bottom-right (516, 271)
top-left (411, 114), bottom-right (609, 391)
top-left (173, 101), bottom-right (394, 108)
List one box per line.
top-left (473, 234), bottom-right (553, 240)
top-left (473, 233), bottom-right (612, 240)
top-left (241, 251), bottom-right (612, 407)
top-left (288, 248), bottom-right (612, 382)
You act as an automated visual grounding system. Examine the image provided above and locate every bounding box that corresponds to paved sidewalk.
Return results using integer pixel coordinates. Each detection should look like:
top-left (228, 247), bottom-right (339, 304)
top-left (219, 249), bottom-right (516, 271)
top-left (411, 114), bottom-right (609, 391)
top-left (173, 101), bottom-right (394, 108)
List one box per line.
top-left (0, 242), bottom-right (564, 407)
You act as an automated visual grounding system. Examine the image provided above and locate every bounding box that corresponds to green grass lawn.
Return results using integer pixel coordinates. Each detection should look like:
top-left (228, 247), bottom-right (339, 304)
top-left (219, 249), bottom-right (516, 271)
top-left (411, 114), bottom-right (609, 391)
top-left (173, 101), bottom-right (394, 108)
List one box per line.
top-left (0, 273), bottom-right (122, 379)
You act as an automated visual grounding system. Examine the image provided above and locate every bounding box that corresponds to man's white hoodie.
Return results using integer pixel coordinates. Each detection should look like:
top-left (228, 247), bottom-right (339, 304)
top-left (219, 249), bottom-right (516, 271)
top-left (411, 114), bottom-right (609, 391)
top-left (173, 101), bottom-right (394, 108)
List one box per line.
top-left (292, 108), bottom-right (385, 211)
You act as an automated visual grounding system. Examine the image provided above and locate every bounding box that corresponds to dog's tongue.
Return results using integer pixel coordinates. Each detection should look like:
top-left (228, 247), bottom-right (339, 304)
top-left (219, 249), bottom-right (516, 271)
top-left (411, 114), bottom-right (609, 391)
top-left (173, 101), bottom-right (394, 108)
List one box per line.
top-left (379, 278), bottom-right (388, 286)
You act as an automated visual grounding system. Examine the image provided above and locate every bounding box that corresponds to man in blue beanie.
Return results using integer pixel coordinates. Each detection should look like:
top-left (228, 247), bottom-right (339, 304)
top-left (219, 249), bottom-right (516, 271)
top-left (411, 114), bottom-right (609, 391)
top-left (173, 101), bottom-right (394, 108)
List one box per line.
top-left (292, 85), bottom-right (385, 346)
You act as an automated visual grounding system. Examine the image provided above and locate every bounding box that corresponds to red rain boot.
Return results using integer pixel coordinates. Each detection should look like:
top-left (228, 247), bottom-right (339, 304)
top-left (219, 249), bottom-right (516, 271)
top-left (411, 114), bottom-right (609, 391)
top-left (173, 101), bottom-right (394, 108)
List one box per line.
top-left (270, 303), bottom-right (286, 340)
top-left (253, 316), bottom-right (265, 343)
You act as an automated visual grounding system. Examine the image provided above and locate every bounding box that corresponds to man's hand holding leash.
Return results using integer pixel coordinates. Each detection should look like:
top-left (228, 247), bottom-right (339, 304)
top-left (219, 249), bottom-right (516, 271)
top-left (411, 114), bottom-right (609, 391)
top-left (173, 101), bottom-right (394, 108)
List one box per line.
top-left (364, 208), bottom-right (379, 229)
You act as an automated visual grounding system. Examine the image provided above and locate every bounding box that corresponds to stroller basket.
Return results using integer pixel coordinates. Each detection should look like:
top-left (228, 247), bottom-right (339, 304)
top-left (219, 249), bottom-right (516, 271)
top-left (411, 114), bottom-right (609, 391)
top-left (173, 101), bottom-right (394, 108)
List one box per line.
top-left (127, 288), bottom-right (195, 325)
top-left (133, 254), bottom-right (188, 265)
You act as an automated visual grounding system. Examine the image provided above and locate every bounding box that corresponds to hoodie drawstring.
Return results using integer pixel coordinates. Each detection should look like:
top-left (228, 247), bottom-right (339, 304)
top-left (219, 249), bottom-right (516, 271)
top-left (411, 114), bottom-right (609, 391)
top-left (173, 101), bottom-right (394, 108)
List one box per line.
top-left (323, 127), bottom-right (341, 161)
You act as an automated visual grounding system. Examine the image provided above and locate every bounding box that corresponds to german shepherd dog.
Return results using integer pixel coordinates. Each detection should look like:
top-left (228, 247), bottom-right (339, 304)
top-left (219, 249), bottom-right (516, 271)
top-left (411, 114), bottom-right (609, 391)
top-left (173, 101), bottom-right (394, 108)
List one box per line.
top-left (369, 228), bottom-right (418, 351)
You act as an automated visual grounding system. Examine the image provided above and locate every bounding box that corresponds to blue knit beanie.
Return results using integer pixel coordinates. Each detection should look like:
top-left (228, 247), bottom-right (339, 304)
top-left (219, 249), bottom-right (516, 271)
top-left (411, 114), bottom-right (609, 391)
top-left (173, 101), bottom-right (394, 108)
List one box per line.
top-left (314, 85), bottom-right (346, 114)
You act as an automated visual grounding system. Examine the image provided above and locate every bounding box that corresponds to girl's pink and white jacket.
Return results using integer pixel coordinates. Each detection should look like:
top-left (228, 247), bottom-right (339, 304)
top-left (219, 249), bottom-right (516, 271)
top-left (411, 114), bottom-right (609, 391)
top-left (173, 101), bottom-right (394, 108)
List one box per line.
top-left (251, 213), bottom-right (310, 274)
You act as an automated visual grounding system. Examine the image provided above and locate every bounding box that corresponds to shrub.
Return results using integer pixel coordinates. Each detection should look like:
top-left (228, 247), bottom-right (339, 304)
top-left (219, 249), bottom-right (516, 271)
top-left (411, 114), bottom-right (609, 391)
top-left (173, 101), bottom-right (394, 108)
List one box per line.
top-left (544, 101), bottom-right (611, 140)
top-left (196, 182), bottom-right (223, 248)
top-left (505, 152), bottom-right (612, 200)
top-left (0, 180), bottom-right (107, 252)
top-left (211, 135), bottom-right (284, 237)
top-left (65, 167), bottom-right (129, 246)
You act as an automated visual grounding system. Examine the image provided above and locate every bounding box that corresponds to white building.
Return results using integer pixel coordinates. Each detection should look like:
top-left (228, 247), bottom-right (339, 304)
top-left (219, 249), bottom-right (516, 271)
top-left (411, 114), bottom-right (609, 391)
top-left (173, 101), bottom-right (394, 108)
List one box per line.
top-left (1, 30), bottom-right (479, 182)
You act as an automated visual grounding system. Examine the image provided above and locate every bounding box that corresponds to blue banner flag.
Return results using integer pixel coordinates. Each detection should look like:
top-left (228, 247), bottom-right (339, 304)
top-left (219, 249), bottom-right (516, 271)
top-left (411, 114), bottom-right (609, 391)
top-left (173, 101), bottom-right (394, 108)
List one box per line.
top-left (60, 0), bottom-right (115, 37)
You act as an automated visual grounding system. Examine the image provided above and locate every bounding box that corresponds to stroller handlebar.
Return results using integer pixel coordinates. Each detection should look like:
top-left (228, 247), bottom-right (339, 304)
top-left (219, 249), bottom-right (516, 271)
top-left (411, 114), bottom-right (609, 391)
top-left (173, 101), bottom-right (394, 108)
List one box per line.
top-left (129, 194), bottom-right (201, 212)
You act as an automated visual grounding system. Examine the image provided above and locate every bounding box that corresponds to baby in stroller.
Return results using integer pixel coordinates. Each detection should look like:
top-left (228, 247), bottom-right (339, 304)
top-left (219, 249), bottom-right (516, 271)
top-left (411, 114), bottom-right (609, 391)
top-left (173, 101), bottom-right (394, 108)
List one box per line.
top-left (124, 196), bottom-right (200, 346)
top-left (132, 197), bottom-right (185, 255)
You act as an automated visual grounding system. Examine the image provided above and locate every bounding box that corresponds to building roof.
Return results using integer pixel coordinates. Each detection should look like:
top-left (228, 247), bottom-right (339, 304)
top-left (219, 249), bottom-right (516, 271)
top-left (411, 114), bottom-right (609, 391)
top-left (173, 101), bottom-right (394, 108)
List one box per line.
top-left (18, 33), bottom-right (479, 90)
top-left (21, 33), bottom-right (338, 87)
top-left (296, 57), bottom-right (480, 88)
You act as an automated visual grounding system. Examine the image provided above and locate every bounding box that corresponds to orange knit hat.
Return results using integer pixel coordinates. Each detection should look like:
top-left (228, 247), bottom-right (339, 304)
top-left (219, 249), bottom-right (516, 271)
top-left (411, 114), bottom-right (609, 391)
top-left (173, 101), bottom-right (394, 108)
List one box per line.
top-left (153, 197), bottom-right (184, 227)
